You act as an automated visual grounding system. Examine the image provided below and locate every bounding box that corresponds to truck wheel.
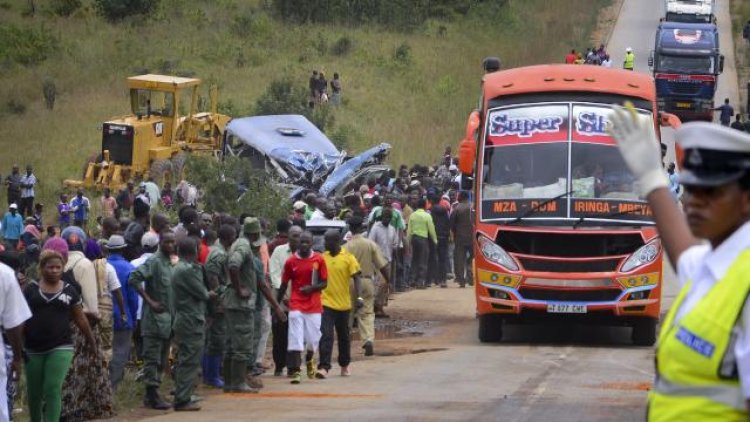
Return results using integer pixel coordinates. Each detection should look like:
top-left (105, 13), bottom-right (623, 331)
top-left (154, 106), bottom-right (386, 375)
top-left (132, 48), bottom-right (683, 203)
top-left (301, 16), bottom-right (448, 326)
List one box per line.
top-left (631, 318), bottom-right (657, 346)
top-left (478, 314), bottom-right (503, 343)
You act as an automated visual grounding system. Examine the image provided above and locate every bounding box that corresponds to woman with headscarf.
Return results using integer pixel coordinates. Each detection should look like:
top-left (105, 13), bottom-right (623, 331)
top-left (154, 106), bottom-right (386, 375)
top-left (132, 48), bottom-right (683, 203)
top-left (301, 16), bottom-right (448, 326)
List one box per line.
top-left (19, 222), bottom-right (40, 251)
top-left (24, 242), bottom-right (96, 422)
top-left (59, 227), bottom-right (115, 420)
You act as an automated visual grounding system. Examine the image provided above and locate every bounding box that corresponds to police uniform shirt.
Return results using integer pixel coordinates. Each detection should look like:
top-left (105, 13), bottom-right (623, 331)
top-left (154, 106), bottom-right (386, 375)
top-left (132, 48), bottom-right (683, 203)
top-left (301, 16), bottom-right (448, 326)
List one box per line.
top-left (674, 221), bottom-right (750, 397)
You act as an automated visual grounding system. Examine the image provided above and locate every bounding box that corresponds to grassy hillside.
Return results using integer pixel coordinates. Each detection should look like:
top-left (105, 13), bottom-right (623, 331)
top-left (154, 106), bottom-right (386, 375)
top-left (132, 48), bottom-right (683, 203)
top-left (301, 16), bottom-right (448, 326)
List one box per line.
top-left (0, 0), bottom-right (612, 209)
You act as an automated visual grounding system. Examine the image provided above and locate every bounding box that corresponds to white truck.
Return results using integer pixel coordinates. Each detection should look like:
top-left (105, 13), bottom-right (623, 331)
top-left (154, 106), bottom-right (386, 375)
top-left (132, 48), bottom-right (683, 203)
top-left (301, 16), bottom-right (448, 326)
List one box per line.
top-left (664, 0), bottom-right (715, 24)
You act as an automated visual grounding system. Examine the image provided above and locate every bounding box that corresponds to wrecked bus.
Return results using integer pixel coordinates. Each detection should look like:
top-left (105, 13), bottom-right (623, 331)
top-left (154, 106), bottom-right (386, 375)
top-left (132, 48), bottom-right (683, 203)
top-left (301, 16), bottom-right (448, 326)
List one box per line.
top-left (458, 65), bottom-right (678, 346)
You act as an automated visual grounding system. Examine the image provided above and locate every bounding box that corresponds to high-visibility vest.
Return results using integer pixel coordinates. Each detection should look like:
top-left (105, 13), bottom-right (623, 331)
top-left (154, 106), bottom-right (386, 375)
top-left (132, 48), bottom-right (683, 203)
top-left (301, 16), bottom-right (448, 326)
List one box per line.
top-left (624, 52), bottom-right (635, 70)
top-left (649, 249), bottom-right (750, 422)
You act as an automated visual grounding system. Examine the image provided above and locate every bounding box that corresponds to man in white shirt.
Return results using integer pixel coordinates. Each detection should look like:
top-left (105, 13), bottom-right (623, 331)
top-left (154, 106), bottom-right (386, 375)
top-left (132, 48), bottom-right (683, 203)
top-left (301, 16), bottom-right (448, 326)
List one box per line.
top-left (0, 262), bottom-right (31, 421)
top-left (268, 225), bottom-right (302, 376)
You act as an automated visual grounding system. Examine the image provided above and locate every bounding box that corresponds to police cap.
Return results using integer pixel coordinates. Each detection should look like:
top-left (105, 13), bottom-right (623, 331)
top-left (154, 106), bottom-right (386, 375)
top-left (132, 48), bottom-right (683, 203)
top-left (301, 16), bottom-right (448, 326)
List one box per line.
top-left (676, 122), bottom-right (750, 187)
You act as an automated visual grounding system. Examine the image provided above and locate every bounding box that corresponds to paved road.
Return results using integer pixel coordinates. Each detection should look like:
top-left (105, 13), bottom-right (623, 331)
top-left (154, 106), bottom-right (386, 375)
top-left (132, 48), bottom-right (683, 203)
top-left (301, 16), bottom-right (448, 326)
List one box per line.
top-left (135, 2), bottom-right (739, 421)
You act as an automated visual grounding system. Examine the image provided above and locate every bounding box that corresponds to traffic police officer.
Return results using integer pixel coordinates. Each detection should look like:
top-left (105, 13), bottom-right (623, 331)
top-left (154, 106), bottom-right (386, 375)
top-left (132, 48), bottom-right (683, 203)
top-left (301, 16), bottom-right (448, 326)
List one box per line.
top-left (610, 106), bottom-right (750, 421)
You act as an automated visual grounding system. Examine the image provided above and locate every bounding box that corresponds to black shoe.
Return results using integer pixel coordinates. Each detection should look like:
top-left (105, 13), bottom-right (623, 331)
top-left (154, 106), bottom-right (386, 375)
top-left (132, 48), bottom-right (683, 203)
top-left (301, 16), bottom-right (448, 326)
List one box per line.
top-left (144, 387), bottom-right (171, 410)
top-left (274, 369), bottom-right (283, 377)
top-left (363, 341), bottom-right (374, 356)
top-left (174, 401), bottom-right (201, 411)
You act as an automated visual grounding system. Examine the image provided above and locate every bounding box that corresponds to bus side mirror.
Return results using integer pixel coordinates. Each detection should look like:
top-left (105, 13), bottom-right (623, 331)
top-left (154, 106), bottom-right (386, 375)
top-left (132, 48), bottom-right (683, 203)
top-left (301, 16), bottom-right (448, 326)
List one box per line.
top-left (648, 51), bottom-right (654, 68)
top-left (458, 110), bottom-right (480, 176)
top-left (659, 112), bottom-right (682, 129)
top-left (719, 55), bottom-right (725, 73)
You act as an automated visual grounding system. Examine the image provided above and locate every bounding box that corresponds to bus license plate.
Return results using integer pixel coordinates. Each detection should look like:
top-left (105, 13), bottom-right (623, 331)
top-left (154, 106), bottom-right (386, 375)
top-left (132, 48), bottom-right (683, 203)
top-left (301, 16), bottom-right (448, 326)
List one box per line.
top-left (547, 304), bottom-right (587, 314)
top-left (676, 102), bottom-right (692, 109)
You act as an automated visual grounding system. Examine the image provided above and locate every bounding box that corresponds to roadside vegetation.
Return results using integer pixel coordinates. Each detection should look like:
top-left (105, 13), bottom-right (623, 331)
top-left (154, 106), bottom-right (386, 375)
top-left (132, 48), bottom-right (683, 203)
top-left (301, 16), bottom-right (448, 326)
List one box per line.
top-left (0, 0), bottom-right (611, 211)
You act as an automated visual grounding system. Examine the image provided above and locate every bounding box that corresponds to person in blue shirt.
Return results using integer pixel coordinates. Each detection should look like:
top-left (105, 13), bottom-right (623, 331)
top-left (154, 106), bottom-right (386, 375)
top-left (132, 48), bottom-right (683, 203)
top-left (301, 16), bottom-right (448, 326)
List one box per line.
top-left (105, 234), bottom-right (138, 391)
top-left (714, 98), bottom-right (734, 127)
top-left (69, 190), bottom-right (90, 228)
top-left (1, 204), bottom-right (23, 250)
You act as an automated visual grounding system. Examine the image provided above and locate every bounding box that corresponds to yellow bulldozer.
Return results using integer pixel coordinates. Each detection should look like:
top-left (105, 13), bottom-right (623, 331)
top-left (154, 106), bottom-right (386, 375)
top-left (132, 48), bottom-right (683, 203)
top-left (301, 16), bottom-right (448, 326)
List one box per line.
top-left (64, 74), bottom-right (231, 190)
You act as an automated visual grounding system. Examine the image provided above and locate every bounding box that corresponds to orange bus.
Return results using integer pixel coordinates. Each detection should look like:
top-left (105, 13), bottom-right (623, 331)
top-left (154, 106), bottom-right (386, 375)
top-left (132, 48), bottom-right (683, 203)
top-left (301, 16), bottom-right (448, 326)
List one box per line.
top-left (458, 65), bottom-right (678, 345)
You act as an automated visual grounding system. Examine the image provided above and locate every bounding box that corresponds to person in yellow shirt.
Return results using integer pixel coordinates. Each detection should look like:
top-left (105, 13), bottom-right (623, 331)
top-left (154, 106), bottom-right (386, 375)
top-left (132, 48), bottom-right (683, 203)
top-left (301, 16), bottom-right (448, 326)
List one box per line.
top-left (406, 198), bottom-right (437, 289)
top-left (317, 230), bottom-right (363, 378)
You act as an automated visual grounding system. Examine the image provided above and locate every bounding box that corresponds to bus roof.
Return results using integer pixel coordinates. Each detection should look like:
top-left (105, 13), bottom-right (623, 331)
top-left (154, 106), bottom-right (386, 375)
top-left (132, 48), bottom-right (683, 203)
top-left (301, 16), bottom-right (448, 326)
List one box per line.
top-left (481, 65), bottom-right (656, 106)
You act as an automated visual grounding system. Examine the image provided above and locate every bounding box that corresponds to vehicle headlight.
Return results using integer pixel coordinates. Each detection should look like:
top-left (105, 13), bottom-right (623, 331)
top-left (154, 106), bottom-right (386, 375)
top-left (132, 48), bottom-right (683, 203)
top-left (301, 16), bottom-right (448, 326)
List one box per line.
top-left (620, 239), bottom-right (661, 273)
top-left (477, 235), bottom-right (518, 271)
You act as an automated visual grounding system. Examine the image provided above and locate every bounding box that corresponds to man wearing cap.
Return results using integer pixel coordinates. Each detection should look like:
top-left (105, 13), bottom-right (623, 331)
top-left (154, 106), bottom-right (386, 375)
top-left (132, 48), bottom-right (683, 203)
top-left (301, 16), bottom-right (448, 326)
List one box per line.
top-left (223, 218), bottom-right (285, 393)
top-left (202, 225), bottom-right (236, 388)
top-left (248, 220), bottom-right (271, 382)
top-left (291, 201), bottom-right (307, 221)
top-left (623, 47), bottom-right (635, 71)
top-left (1, 204), bottom-right (22, 250)
top-left (129, 231), bottom-right (177, 410)
top-left (610, 106), bottom-right (750, 420)
top-left (130, 231), bottom-right (160, 363)
top-left (106, 234), bottom-right (138, 391)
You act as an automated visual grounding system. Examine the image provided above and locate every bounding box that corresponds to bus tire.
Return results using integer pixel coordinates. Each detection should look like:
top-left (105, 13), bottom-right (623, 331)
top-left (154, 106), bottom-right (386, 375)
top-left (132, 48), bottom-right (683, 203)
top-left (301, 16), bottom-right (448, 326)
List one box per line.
top-left (632, 318), bottom-right (657, 346)
top-left (478, 314), bottom-right (503, 343)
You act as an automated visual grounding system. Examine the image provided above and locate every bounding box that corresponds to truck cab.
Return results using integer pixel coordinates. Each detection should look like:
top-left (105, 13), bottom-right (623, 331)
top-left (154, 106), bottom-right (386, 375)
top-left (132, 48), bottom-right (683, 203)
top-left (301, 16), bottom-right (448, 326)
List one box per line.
top-left (664, 0), bottom-right (715, 24)
top-left (649, 22), bottom-right (723, 121)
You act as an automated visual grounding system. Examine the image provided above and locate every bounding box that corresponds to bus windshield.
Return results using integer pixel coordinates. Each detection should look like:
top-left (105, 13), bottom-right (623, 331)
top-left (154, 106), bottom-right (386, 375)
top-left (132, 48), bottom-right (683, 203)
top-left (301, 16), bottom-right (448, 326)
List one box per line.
top-left (480, 102), bottom-right (654, 224)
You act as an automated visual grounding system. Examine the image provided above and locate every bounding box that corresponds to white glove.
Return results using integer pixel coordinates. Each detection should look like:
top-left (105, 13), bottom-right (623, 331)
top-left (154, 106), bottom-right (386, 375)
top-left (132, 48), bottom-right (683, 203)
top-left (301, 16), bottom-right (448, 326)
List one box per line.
top-left (608, 102), bottom-right (669, 196)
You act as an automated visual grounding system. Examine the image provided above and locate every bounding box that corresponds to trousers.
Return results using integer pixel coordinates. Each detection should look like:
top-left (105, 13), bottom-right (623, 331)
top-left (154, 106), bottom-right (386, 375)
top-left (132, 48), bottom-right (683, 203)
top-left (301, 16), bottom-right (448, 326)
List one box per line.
top-left (225, 308), bottom-right (254, 362)
top-left (252, 296), bottom-right (271, 365)
top-left (205, 313), bottom-right (226, 356)
top-left (410, 236), bottom-right (430, 286)
top-left (110, 329), bottom-right (133, 390)
top-left (272, 315), bottom-right (288, 372)
top-left (142, 335), bottom-right (170, 388)
top-left (350, 277), bottom-right (375, 343)
top-left (173, 331), bottom-right (204, 405)
top-left (319, 307), bottom-right (351, 370)
top-left (429, 237), bottom-right (449, 283)
top-left (453, 241), bottom-right (474, 284)
top-left (26, 349), bottom-right (74, 422)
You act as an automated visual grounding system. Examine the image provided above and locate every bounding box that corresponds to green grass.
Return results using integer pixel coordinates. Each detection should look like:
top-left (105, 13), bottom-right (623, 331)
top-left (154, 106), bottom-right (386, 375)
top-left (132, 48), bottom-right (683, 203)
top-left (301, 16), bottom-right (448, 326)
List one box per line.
top-left (0, 0), bottom-right (611, 216)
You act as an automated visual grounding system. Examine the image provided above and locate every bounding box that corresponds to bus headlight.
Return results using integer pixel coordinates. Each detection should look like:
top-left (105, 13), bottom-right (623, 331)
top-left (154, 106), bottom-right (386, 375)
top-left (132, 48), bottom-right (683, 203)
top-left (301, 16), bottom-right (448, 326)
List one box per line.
top-left (620, 239), bottom-right (661, 273)
top-left (478, 235), bottom-right (519, 271)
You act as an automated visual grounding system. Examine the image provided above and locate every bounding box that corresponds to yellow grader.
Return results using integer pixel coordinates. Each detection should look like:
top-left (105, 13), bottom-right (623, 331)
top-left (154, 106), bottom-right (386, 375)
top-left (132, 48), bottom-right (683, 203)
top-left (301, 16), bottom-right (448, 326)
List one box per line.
top-left (64, 74), bottom-right (230, 190)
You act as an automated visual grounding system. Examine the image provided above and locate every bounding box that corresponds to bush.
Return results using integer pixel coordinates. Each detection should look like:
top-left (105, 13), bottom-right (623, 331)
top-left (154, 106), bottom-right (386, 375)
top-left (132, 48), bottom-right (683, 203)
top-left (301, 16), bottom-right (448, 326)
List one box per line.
top-left (393, 42), bottom-right (412, 65)
top-left (94, 0), bottom-right (160, 22)
top-left (185, 155), bottom-right (288, 222)
top-left (6, 99), bottom-right (26, 115)
top-left (43, 78), bottom-right (57, 110)
top-left (51, 0), bottom-right (81, 16)
top-left (329, 124), bottom-right (365, 152)
top-left (0, 24), bottom-right (58, 66)
top-left (254, 78), bottom-right (335, 132)
top-left (331, 36), bottom-right (353, 56)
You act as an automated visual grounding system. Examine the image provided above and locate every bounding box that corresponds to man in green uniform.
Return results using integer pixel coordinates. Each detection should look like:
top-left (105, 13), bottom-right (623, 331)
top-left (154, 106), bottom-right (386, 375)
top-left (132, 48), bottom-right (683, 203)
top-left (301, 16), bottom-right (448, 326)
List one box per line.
top-left (129, 230), bottom-right (177, 410)
top-left (172, 237), bottom-right (214, 411)
top-left (247, 218), bottom-right (266, 389)
top-left (202, 224), bottom-right (236, 388)
top-left (224, 218), bottom-right (285, 393)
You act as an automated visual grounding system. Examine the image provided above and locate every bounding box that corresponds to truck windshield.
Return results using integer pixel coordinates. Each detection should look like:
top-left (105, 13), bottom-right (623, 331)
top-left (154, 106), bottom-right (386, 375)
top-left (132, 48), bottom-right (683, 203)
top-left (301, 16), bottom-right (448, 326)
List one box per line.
top-left (656, 54), bottom-right (714, 74)
top-left (480, 102), bottom-right (654, 224)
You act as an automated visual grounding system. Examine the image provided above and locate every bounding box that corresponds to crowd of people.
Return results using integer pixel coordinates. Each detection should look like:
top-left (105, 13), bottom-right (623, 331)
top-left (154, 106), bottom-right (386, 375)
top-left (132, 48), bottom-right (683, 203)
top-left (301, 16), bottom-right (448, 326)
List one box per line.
top-left (564, 44), bottom-right (614, 67)
top-left (0, 146), bottom-right (474, 418)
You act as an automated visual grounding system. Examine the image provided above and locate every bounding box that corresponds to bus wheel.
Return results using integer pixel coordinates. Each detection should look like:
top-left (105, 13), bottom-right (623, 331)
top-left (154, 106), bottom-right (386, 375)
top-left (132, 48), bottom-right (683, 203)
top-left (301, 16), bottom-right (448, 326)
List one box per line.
top-left (478, 314), bottom-right (503, 343)
top-left (632, 318), bottom-right (657, 346)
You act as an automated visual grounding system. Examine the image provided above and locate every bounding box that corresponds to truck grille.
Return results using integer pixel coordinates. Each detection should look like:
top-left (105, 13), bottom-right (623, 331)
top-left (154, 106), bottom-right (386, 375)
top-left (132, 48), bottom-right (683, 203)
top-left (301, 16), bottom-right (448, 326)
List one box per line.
top-left (667, 82), bottom-right (702, 96)
top-left (102, 124), bottom-right (134, 166)
top-left (497, 231), bottom-right (643, 258)
top-left (519, 288), bottom-right (621, 302)
top-left (518, 258), bottom-right (621, 273)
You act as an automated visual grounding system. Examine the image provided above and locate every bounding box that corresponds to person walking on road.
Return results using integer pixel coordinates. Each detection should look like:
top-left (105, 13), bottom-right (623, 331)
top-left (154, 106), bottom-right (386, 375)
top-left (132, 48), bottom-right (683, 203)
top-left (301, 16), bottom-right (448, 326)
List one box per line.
top-left (172, 237), bottom-right (214, 411)
top-left (129, 231), bottom-right (176, 410)
top-left (407, 198), bottom-right (437, 289)
top-left (106, 235), bottom-right (137, 392)
top-left (715, 98), bottom-right (735, 127)
top-left (451, 191), bottom-right (474, 287)
top-left (346, 217), bottom-right (389, 357)
top-left (318, 229), bottom-right (362, 378)
top-left (268, 225), bottom-right (302, 376)
top-left (278, 231), bottom-right (328, 384)
top-left (623, 47), bottom-right (635, 71)
top-left (610, 104), bottom-right (750, 421)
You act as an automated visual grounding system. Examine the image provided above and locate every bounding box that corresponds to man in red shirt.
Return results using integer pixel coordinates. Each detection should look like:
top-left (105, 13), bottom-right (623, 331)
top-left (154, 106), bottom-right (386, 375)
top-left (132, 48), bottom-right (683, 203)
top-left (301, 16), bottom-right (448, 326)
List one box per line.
top-left (278, 231), bottom-right (328, 384)
top-left (565, 49), bottom-right (577, 64)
